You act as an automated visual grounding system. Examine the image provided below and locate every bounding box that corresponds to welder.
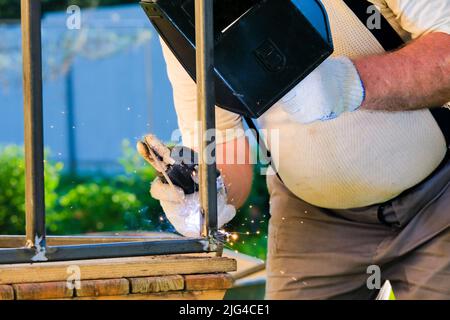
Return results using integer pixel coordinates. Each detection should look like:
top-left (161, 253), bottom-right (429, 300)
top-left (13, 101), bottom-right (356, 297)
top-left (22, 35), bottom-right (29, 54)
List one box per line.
top-left (139, 0), bottom-right (450, 299)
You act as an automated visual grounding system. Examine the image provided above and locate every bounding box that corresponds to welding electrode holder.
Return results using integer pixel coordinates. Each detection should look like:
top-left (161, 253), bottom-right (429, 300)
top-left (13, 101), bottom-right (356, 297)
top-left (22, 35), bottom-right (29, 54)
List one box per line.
top-left (164, 146), bottom-right (199, 194)
top-left (164, 146), bottom-right (223, 196)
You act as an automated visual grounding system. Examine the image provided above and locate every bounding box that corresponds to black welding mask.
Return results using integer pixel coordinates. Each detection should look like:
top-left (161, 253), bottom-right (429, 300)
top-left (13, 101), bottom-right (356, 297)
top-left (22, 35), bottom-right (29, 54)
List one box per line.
top-left (141, 0), bottom-right (333, 119)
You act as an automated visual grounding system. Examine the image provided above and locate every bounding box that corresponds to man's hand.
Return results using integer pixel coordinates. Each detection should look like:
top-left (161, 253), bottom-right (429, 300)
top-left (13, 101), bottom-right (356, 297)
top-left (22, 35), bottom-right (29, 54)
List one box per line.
top-left (137, 134), bottom-right (236, 237)
top-left (150, 176), bottom-right (236, 238)
top-left (277, 56), bottom-right (365, 124)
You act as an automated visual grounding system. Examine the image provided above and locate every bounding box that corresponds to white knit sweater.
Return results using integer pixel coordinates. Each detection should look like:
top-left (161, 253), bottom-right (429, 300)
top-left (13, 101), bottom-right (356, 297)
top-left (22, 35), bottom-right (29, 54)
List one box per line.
top-left (162, 0), bottom-right (449, 209)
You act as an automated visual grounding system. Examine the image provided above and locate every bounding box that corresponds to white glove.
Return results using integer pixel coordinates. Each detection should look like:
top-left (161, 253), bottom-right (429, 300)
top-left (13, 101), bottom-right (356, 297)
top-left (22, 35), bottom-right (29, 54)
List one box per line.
top-left (150, 175), bottom-right (236, 238)
top-left (137, 134), bottom-right (236, 237)
top-left (277, 56), bottom-right (365, 124)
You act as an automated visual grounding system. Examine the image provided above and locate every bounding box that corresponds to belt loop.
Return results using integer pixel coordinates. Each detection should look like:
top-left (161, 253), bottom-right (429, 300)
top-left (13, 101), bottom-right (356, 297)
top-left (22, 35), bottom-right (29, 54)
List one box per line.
top-left (377, 203), bottom-right (401, 229)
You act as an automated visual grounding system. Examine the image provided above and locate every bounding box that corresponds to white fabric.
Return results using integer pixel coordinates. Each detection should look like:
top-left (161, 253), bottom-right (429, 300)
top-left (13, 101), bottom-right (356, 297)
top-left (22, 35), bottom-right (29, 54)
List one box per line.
top-left (161, 43), bottom-right (245, 149)
top-left (370, 0), bottom-right (450, 40)
top-left (161, 0), bottom-right (448, 209)
top-left (279, 56), bottom-right (364, 123)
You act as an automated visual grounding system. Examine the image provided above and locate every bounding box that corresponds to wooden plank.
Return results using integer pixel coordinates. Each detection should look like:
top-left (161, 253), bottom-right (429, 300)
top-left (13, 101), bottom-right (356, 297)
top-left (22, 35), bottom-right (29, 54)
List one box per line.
top-left (13, 282), bottom-right (73, 300)
top-left (184, 273), bottom-right (234, 291)
top-left (0, 285), bottom-right (14, 300)
top-left (76, 278), bottom-right (130, 297)
top-left (223, 249), bottom-right (266, 281)
top-left (130, 275), bottom-right (184, 294)
top-left (70, 290), bottom-right (227, 300)
top-left (0, 255), bottom-right (236, 285)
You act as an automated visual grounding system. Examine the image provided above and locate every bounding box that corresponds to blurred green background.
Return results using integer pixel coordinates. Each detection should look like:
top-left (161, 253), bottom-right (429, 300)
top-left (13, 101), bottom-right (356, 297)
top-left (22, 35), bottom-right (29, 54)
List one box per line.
top-left (0, 143), bottom-right (269, 260)
top-left (0, 0), bottom-right (269, 259)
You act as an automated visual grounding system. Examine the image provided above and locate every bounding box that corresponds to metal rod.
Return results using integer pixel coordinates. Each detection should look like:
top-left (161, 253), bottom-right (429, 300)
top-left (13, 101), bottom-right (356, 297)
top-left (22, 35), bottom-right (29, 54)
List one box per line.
top-left (232, 262), bottom-right (266, 281)
top-left (21, 0), bottom-right (46, 249)
top-left (195, 0), bottom-right (218, 242)
top-left (0, 239), bottom-right (210, 265)
top-left (66, 66), bottom-right (77, 175)
top-left (0, 234), bottom-right (181, 248)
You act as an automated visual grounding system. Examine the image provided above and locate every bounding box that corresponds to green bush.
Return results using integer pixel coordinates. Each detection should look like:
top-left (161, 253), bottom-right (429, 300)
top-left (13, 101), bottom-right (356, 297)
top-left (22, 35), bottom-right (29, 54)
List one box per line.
top-left (0, 141), bottom-right (270, 259)
top-left (0, 145), bottom-right (62, 234)
top-left (48, 140), bottom-right (170, 234)
top-left (49, 182), bottom-right (142, 234)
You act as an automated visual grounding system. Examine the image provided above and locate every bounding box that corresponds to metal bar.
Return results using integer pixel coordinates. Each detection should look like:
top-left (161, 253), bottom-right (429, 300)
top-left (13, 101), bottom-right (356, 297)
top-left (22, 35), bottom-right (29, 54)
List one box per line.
top-left (232, 262), bottom-right (266, 281)
top-left (0, 234), bottom-right (181, 248)
top-left (195, 0), bottom-right (218, 242)
top-left (1, 0), bottom-right (220, 265)
top-left (0, 239), bottom-right (210, 265)
top-left (65, 66), bottom-right (77, 174)
top-left (21, 0), bottom-right (46, 249)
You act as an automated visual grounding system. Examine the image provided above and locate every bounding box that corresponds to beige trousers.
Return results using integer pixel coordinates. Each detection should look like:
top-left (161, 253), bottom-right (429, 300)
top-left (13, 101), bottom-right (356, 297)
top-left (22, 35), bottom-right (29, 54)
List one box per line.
top-left (265, 157), bottom-right (450, 300)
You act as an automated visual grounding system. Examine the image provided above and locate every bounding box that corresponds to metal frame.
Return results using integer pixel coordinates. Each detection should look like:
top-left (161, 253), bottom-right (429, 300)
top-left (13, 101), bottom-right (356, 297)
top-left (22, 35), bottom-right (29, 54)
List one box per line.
top-left (0, 0), bottom-right (219, 264)
top-left (195, 0), bottom-right (219, 242)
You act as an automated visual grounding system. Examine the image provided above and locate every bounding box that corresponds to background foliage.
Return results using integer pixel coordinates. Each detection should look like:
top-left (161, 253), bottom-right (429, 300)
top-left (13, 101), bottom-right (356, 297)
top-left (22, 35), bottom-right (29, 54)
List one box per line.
top-left (0, 145), bottom-right (62, 233)
top-left (0, 142), bottom-right (269, 259)
top-left (0, 0), bottom-right (270, 260)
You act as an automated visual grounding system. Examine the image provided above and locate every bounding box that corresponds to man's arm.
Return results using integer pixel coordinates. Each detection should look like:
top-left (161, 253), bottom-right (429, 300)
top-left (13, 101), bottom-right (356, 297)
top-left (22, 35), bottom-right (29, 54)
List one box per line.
top-left (160, 40), bottom-right (254, 209)
top-left (355, 32), bottom-right (450, 111)
top-left (216, 136), bottom-right (253, 209)
top-left (280, 32), bottom-right (450, 124)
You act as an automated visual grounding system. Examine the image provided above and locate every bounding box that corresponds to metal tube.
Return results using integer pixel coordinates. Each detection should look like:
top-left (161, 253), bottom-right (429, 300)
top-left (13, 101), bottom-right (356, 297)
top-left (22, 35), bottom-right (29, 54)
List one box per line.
top-left (0, 239), bottom-right (210, 265)
top-left (21, 0), bottom-right (46, 249)
top-left (0, 234), bottom-right (181, 248)
top-left (65, 67), bottom-right (77, 175)
top-left (195, 0), bottom-right (218, 241)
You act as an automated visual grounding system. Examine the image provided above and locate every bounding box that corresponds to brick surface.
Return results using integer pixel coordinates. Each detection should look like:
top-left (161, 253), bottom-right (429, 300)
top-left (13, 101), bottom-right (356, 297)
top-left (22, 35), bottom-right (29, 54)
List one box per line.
top-left (184, 273), bottom-right (234, 291)
top-left (76, 278), bottom-right (130, 297)
top-left (0, 285), bottom-right (14, 300)
top-left (13, 281), bottom-right (73, 300)
top-left (130, 275), bottom-right (184, 294)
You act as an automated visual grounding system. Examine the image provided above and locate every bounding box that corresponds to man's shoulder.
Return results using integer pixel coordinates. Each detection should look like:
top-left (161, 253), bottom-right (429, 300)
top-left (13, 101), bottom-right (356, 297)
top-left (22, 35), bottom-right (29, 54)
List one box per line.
top-left (366, 0), bottom-right (450, 39)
